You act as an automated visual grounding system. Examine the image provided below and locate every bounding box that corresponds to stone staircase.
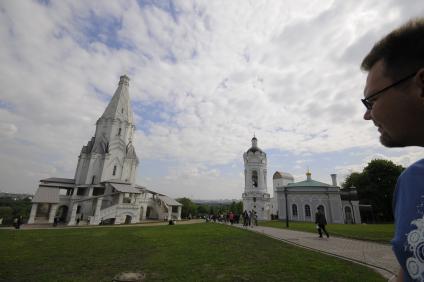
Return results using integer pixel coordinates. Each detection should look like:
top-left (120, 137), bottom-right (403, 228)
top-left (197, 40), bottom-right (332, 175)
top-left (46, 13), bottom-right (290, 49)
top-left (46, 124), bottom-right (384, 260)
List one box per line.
top-left (91, 203), bottom-right (139, 224)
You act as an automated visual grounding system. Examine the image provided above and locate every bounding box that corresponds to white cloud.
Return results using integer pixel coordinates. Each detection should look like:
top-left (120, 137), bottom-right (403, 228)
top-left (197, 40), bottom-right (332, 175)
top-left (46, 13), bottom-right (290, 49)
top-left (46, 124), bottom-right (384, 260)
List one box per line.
top-left (0, 122), bottom-right (17, 138)
top-left (0, 0), bottom-right (423, 198)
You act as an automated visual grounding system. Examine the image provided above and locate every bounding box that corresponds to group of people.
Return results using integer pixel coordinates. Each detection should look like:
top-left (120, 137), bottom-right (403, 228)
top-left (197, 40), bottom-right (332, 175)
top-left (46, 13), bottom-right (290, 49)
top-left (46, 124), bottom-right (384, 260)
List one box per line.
top-left (242, 210), bottom-right (257, 227)
top-left (205, 208), bottom-right (328, 235)
top-left (205, 210), bottom-right (257, 227)
top-left (207, 212), bottom-right (240, 224)
top-left (206, 211), bottom-right (247, 225)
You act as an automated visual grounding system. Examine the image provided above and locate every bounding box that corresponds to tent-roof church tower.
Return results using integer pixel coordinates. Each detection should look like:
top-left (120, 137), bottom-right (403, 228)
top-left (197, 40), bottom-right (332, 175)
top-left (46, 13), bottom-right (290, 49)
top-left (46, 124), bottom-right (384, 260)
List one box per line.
top-left (74, 75), bottom-right (138, 185)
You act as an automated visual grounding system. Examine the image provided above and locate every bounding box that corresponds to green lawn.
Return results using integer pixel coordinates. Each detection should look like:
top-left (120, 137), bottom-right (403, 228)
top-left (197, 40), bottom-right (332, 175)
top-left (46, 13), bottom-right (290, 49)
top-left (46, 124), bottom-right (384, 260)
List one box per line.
top-left (0, 223), bottom-right (385, 281)
top-left (259, 221), bottom-right (394, 243)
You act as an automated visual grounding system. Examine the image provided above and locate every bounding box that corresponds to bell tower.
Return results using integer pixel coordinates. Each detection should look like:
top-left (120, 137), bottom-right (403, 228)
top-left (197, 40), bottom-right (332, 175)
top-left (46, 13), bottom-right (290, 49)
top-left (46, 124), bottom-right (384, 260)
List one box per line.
top-left (242, 136), bottom-right (271, 220)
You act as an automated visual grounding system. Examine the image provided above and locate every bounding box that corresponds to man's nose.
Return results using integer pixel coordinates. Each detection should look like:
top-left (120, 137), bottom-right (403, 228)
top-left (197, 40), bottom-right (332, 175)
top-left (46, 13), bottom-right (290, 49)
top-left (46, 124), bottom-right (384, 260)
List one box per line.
top-left (363, 109), bottom-right (371, 120)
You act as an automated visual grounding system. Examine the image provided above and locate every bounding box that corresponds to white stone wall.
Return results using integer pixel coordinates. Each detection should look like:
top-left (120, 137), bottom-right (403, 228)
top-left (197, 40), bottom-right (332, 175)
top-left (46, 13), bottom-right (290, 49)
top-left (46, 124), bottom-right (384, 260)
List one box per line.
top-left (272, 176), bottom-right (294, 215)
top-left (329, 193), bottom-right (343, 223)
top-left (275, 187), bottom-right (346, 224)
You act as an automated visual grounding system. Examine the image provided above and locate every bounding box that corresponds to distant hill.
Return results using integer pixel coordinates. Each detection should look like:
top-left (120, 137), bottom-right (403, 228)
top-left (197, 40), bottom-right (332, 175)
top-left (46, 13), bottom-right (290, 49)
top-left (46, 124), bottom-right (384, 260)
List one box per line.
top-left (193, 199), bottom-right (241, 205)
top-left (0, 192), bottom-right (33, 200)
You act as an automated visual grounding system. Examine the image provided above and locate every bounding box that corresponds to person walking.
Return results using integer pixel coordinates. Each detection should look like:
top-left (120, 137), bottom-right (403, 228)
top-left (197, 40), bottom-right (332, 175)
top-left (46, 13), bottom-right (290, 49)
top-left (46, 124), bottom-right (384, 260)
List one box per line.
top-left (315, 207), bottom-right (329, 238)
top-left (229, 211), bottom-right (234, 225)
top-left (253, 210), bottom-right (258, 226)
top-left (242, 210), bottom-right (248, 227)
top-left (248, 210), bottom-right (253, 227)
top-left (360, 18), bottom-right (424, 281)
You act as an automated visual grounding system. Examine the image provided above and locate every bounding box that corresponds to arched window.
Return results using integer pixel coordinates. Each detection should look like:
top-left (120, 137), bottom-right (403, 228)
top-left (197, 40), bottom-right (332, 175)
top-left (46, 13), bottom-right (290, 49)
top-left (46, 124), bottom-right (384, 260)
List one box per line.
top-left (113, 165), bottom-right (117, 176)
top-left (118, 128), bottom-right (122, 136)
top-left (252, 170), bottom-right (258, 187)
top-left (345, 206), bottom-right (353, 224)
top-left (305, 205), bottom-right (311, 217)
top-left (292, 204), bottom-right (298, 217)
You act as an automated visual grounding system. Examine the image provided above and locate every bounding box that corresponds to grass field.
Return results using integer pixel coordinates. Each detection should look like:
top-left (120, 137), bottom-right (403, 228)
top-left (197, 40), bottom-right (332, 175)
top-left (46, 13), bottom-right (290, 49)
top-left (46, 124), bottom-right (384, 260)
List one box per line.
top-left (0, 223), bottom-right (385, 281)
top-left (259, 221), bottom-right (394, 243)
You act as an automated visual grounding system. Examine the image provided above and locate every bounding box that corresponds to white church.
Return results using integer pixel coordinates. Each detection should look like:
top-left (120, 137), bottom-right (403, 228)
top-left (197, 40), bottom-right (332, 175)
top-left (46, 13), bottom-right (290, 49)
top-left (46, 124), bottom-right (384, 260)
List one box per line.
top-left (28, 75), bottom-right (182, 226)
top-left (242, 136), bottom-right (361, 224)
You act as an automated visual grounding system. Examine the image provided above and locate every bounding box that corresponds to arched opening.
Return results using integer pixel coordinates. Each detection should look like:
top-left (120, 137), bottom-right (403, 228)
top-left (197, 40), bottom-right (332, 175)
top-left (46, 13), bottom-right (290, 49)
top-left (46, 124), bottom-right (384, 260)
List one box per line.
top-left (124, 215), bottom-right (132, 224)
top-left (146, 207), bottom-right (152, 219)
top-left (292, 204), bottom-right (298, 217)
top-left (55, 205), bottom-right (69, 223)
top-left (252, 171), bottom-right (258, 187)
top-left (146, 206), bottom-right (158, 219)
top-left (35, 203), bottom-right (50, 221)
top-left (345, 206), bottom-right (353, 224)
top-left (305, 205), bottom-right (311, 218)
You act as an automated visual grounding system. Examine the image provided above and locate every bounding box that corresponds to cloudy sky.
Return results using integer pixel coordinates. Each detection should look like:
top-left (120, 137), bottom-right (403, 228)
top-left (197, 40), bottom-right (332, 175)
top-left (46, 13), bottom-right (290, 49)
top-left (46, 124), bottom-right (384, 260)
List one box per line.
top-left (1, 0), bottom-right (423, 200)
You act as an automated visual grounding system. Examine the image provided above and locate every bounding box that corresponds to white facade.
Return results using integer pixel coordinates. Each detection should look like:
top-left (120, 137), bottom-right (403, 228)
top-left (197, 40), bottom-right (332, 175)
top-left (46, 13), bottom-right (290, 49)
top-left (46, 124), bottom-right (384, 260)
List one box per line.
top-left (242, 136), bottom-right (271, 220)
top-left (274, 172), bottom-right (361, 224)
top-left (271, 171), bottom-right (294, 216)
top-left (29, 75), bottom-right (182, 226)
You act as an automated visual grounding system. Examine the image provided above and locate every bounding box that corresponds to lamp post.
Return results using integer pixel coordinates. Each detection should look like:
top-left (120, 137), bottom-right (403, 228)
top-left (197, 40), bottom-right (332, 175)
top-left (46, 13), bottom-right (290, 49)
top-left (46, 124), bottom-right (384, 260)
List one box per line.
top-left (284, 187), bottom-right (289, 228)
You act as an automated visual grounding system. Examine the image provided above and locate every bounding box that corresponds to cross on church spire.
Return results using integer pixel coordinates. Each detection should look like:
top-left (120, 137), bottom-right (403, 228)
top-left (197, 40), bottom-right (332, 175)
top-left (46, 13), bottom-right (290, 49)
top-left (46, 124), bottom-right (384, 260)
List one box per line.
top-left (306, 167), bottom-right (312, 181)
top-left (251, 134), bottom-right (258, 147)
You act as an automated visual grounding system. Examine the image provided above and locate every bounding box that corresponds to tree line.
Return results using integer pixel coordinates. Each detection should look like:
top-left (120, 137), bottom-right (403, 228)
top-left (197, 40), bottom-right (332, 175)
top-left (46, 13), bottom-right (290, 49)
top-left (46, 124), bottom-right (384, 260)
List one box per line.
top-left (176, 198), bottom-right (243, 219)
top-left (0, 197), bottom-right (32, 225)
top-left (342, 159), bottom-right (404, 223)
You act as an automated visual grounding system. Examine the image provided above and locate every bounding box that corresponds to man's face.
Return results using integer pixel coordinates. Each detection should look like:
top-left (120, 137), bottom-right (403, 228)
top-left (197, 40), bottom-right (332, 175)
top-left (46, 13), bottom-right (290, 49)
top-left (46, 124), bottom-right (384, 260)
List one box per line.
top-left (363, 60), bottom-right (424, 147)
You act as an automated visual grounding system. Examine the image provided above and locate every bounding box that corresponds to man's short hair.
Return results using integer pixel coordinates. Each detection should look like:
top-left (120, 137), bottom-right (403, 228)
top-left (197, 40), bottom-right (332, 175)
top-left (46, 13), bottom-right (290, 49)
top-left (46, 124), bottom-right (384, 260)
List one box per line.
top-left (361, 18), bottom-right (424, 79)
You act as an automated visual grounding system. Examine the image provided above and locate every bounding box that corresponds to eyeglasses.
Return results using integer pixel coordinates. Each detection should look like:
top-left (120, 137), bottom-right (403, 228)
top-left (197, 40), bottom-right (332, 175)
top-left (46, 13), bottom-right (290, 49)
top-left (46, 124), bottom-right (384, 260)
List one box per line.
top-left (361, 71), bottom-right (417, 110)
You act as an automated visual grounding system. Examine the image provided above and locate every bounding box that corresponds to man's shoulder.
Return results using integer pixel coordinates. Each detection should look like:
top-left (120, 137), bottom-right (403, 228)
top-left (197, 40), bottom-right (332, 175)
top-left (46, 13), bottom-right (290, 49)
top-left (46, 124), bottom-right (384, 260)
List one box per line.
top-left (401, 159), bottom-right (424, 177)
top-left (397, 159), bottom-right (424, 190)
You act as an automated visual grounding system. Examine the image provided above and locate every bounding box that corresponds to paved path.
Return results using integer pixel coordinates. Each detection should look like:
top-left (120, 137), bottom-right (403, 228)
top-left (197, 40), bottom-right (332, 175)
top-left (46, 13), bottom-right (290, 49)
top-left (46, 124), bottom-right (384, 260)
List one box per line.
top-left (235, 224), bottom-right (398, 280)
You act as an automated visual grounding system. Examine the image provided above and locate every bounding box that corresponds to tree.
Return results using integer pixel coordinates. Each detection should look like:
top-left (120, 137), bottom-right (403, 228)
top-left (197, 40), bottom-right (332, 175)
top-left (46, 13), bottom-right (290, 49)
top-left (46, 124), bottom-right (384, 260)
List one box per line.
top-left (342, 159), bottom-right (404, 222)
top-left (0, 206), bottom-right (13, 223)
top-left (176, 197), bottom-right (197, 218)
top-left (229, 201), bottom-right (237, 213)
top-left (0, 197), bottom-right (32, 225)
top-left (197, 205), bottom-right (208, 215)
top-left (236, 201), bottom-right (243, 214)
